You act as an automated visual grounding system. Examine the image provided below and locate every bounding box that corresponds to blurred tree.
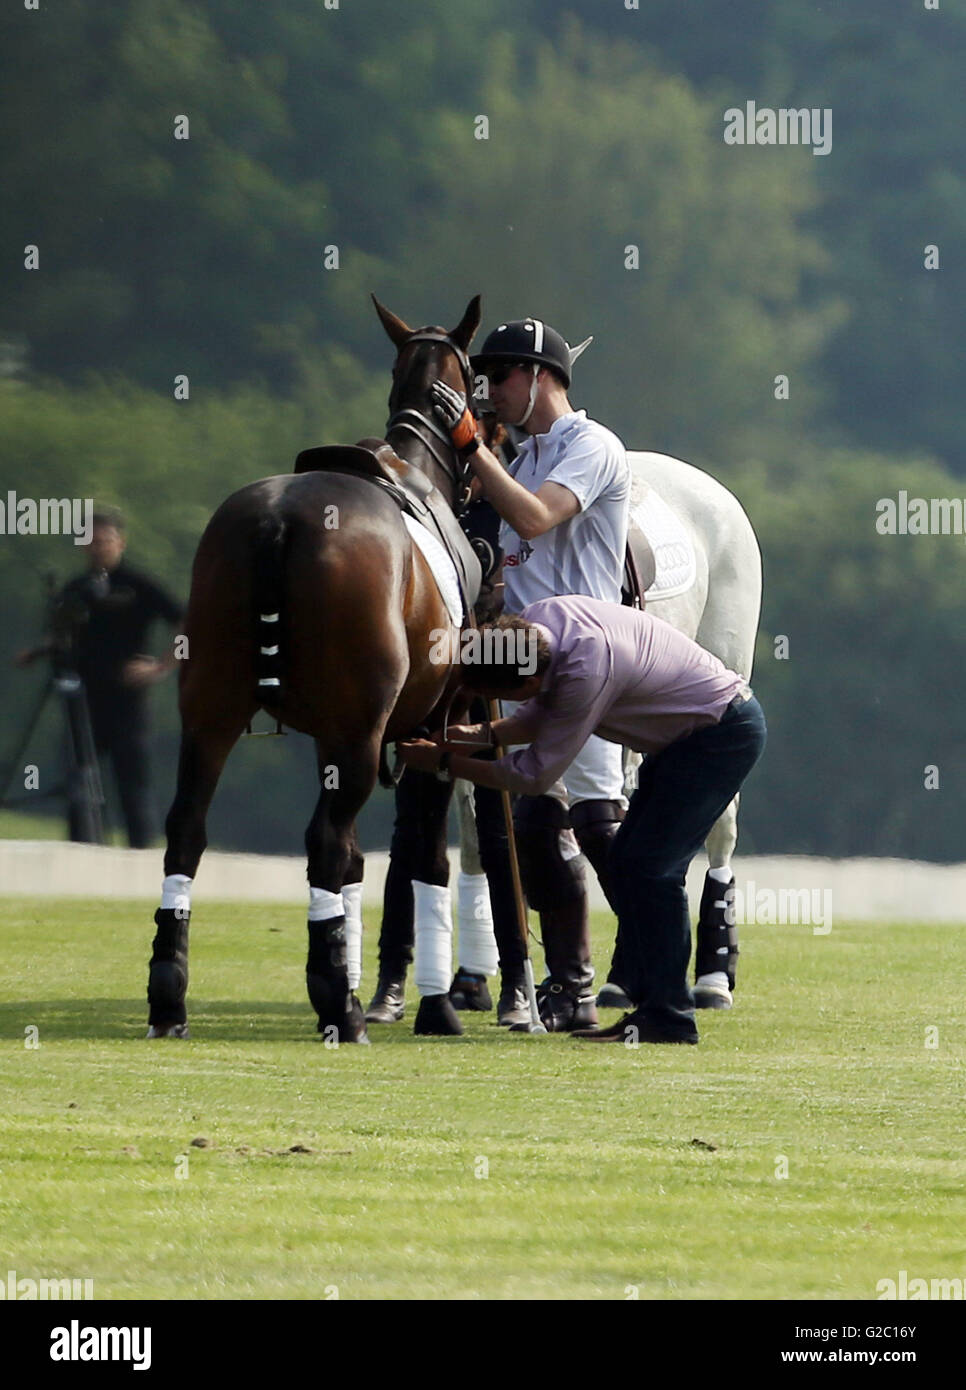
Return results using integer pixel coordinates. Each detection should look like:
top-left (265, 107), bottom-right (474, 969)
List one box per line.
top-left (1, 1), bottom-right (962, 857)
top-left (387, 22), bottom-right (837, 465)
top-left (734, 444), bottom-right (966, 860)
top-left (537, 0), bottom-right (966, 469)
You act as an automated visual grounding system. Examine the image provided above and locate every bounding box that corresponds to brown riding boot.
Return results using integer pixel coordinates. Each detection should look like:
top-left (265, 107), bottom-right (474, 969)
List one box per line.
top-left (538, 895), bottom-right (598, 1032)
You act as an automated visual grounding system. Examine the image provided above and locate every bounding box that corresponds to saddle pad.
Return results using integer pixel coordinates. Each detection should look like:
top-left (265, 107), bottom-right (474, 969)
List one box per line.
top-left (403, 513), bottom-right (463, 627)
top-left (629, 476), bottom-right (697, 601)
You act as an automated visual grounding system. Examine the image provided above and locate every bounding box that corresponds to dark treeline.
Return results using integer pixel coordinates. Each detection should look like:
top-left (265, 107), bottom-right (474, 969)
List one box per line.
top-left (1, 1), bottom-right (963, 859)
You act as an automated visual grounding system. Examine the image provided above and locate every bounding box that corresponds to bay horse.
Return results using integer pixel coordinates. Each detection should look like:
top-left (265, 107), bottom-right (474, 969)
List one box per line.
top-left (145, 296), bottom-right (484, 1043)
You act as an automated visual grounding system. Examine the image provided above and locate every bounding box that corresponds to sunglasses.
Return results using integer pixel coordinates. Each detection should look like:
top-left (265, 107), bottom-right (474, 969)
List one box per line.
top-left (485, 362), bottom-right (527, 386)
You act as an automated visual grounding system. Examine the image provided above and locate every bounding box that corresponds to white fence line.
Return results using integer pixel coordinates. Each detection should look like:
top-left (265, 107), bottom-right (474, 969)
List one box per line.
top-left (1, 839), bottom-right (964, 921)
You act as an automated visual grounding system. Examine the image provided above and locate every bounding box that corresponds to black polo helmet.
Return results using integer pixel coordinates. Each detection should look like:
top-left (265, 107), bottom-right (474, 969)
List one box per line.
top-left (471, 318), bottom-right (576, 388)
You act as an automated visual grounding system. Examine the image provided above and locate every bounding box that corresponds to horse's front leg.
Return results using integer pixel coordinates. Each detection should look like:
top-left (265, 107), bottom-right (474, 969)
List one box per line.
top-left (403, 768), bottom-right (463, 1036)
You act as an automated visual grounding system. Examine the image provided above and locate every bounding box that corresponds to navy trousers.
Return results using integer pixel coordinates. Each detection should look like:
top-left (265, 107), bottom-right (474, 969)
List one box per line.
top-left (611, 695), bottom-right (767, 1028)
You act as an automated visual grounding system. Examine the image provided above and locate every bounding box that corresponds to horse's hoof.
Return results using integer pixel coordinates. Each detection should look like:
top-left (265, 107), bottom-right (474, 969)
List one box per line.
top-left (342, 994), bottom-right (370, 1044)
top-left (414, 993), bottom-right (464, 1036)
top-left (146, 1022), bottom-right (190, 1039)
top-left (310, 978), bottom-right (370, 1043)
top-left (449, 969), bottom-right (492, 1012)
top-left (693, 974), bottom-right (733, 1009)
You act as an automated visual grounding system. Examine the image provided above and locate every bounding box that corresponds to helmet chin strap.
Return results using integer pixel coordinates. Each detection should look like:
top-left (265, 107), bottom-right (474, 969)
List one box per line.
top-left (513, 365), bottom-right (541, 429)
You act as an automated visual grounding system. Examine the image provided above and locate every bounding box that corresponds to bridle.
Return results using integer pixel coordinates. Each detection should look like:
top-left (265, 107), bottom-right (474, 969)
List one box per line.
top-left (386, 330), bottom-right (478, 511)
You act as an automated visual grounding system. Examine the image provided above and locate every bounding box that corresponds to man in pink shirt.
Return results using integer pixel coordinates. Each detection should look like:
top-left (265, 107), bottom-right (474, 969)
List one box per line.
top-left (399, 595), bottom-right (766, 1043)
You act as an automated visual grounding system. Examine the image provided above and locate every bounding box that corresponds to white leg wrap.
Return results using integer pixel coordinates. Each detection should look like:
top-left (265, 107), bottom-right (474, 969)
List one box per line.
top-left (308, 887), bottom-right (345, 922)
top-left (457, 872), bottom-right (499, 977)
top-left (413, 880), bottom-right (453, 997)
top-left (160, 874), bottom-right (192, 913)
top-left (342, 882), bottom-right (363, 992)
top-left (708, 865), bottom-right (733, 884)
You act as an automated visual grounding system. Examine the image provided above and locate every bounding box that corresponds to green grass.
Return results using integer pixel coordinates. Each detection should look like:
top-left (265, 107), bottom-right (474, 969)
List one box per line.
top-left (1, 898), bottom-right (964, 1300)
top-left (0, 808), bottom-right (129, 845)
top-left (0, 808), bottom-right (69, 840)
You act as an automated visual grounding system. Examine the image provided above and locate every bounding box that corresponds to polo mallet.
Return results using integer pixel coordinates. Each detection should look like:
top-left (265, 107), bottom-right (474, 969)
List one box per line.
top-left (486, 699), bottom-right (547, 1035)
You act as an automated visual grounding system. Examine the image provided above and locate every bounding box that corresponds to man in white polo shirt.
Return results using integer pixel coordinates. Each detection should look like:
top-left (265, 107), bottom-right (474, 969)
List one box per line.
top-left (428, 318), bottom-right (629, 1032)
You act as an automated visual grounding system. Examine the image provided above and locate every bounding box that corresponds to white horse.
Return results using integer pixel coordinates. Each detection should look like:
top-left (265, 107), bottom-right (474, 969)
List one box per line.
top-left (449, 450), bottom-right (763, 1003)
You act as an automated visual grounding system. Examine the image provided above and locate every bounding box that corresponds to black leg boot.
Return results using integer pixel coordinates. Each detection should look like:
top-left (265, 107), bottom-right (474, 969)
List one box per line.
top-left (307, 917), bottom-right (369, 1043)
top-left (693, 871), bottom-right (737, 1009)
top-left (497, 965), bottom-right (530, 1027)
top-left (147, 908), bottom-right (190, 1038)
top-left (539, 896), bottom-right (598, 1033)
top-left (367, 853), bottom-right (413, 1021)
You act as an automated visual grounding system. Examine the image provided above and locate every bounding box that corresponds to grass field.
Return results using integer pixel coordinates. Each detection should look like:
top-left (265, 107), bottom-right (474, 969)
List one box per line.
top-left (0, 808), bottom-right (128, 845)
top-left (1, 896), bottom-right (964, 1301)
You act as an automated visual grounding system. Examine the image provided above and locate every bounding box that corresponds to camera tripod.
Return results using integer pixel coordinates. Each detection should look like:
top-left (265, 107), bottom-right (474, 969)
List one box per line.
top-left (0, 662), bottom-right (106, 844)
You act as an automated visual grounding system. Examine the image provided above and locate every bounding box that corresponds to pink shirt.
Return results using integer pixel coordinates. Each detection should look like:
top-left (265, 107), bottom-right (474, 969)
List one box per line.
top-left (490, 595), bottom-right (747, 796)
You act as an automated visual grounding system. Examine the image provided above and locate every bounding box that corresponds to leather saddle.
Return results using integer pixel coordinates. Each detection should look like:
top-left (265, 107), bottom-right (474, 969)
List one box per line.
top-left (294, 439), bottom-right (482, 621)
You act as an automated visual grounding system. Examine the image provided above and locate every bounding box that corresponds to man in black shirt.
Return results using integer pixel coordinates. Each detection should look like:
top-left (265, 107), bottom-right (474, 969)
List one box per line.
top-left (17, 509), bottom-right (183, 847)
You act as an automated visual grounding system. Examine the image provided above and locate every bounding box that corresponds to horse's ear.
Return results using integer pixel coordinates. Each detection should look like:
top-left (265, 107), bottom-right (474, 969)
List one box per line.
top-left (372, 294), bottom-right (412, 347)
top-left (449, 295), bottom-right (482, 351)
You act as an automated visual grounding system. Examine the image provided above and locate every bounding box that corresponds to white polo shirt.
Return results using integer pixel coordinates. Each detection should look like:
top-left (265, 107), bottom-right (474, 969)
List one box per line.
top-left (500, 410), bottom-right (629, 612)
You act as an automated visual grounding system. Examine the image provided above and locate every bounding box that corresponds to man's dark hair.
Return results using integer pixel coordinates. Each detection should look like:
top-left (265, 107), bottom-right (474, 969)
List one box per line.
top-left (460, 614), bottom-right (552, 692)
top-left (92, 506), bottom-right (125, 531)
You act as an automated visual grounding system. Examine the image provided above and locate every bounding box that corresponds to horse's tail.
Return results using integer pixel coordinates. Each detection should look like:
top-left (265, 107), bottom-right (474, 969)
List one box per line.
top-left (252, 512), bottom-right (288, 707)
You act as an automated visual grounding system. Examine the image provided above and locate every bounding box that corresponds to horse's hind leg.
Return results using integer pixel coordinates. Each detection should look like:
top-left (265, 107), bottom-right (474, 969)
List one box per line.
top-left (304, 739), bottom-right (378, 1044)
top-left (693, 796), bottom-right (741, 1008)
top-left (693, 515), bottom-right (760, 1009)
top-left (147, 723), bottom-right (243, 1038)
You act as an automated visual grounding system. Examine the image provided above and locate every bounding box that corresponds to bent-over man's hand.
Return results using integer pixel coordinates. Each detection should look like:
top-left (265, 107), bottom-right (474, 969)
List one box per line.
top-left (397, 738), bottom-right (443, 774)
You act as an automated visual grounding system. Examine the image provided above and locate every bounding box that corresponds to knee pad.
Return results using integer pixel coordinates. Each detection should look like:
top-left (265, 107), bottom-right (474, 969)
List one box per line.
top-left (570, 799), bottom-right (625, 911)
top-left (513, 795), bottom-right (586, 912)
top-left (570, 799), bottom-right (624, 857)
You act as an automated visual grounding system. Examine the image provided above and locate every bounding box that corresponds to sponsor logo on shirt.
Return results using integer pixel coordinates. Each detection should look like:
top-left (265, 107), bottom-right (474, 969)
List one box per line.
top-left (504, 540), bottom-right (533, 568)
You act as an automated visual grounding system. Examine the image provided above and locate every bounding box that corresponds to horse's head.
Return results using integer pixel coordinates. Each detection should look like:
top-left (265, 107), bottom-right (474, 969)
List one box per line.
top-left (373, 294), bottom-right (482, 505)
